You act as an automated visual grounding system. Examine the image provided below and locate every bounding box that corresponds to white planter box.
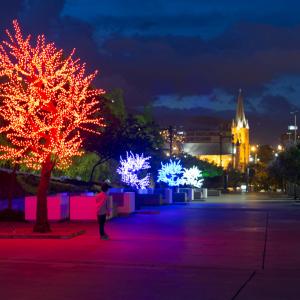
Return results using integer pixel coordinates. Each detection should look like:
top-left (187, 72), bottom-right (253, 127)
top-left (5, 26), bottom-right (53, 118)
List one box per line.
top-left (107, 197), bottom-right (117, 220)
top-left (187, 188), bottom-right (194, 201)
top-left (179, 188), bottom-right (194, 201)
top-left (202, 188), bottom-right (208, 198)
top-left (25, 193), bottom-right (69, 221)
top-left (163, 188), bottom-right (173, 204)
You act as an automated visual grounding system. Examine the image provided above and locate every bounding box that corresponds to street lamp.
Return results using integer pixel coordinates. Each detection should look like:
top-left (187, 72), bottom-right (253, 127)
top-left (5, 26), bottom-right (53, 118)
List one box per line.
top-left (250, 145), bottom-right (257, 164)
top-left (290, 111), bottom-right (298, 145)
top-left (219, 132), bottom-right (223, 167)
top-left (285, 131), bottom-right (292, 145)
top-left (168, 125), bottom-right (173, 157)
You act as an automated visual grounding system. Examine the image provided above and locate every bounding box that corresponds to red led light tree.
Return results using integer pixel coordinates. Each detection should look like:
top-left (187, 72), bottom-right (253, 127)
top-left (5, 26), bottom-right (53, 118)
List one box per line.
top-left (0, 21), bottom-right (105, 232)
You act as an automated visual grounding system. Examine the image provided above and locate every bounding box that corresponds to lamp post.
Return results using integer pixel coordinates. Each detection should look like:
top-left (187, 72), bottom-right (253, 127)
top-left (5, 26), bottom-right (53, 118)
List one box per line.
top-left (250, 145), bottom-right (257, 164)
top-left (168, 125), bottom-right (173, 157)
top-left (287, 131), bottom-right (292, 144)
top-left (290, 111), bottom-right (298, 145)
top-left (219, 132), bottom-right (223, 167)
top-left (231, 134), bottom-right (235, 168)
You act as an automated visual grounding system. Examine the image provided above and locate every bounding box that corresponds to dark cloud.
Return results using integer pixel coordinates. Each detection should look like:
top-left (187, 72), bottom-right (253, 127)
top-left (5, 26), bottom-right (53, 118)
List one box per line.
top-left (19, 0), bottom-right (64, 34)
top-left (152, 107), bottom-right (228, 128)
top-left (0, 0), bottom-right (24, 38)
top-left (1, 1), bottom-right (102, 72)
top-left (1, 1), bottom-right (300, 144)
top-left (259, 95), bottom-right (296, 114)
top-left (97, 24), bottom-right (300, 108)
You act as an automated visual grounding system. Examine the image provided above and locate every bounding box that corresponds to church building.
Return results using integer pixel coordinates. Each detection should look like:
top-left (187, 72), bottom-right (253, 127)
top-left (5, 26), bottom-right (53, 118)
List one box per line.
top-left (231, 89), bottom-right (250, 172)
top-left (176, 89), bottom-right (250, 172)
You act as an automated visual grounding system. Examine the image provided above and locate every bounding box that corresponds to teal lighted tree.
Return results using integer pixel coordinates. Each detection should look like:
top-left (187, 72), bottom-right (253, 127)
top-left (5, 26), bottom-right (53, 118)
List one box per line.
top-left (157, 159), bottom-right (183, 186)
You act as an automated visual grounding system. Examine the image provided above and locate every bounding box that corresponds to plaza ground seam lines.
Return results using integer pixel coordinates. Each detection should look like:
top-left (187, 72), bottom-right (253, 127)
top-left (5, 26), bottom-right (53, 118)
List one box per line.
top-left (262, 212), bottom-right (269, 270)
top-left (231, 271), bottom-right (256, 300)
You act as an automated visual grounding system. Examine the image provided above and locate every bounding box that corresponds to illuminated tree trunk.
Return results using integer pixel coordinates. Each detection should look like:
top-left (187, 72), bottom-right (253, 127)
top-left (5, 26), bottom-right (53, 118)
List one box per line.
top-left (33, 155), bottom-right (54, 233)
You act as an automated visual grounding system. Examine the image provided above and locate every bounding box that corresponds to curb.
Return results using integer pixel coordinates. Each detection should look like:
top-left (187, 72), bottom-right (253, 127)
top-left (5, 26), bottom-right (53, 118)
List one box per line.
top-left (0, 229), bottom-right (85, 239)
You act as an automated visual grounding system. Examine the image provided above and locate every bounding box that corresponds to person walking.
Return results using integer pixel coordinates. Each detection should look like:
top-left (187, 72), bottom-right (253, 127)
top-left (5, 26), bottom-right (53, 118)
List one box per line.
top-left (96, 182), bottom-right (111, 240)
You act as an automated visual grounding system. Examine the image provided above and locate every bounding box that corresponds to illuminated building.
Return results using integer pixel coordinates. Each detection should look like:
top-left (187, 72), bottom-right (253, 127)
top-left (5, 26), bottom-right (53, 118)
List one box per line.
top-left (182, 127), bottom-right (233, 168)
top-left (160, 126), bottom-right (185, 156)
top-left (231, 89), bottom-right (250, 171)
top-left (182, 90), bottom-right (250, 171)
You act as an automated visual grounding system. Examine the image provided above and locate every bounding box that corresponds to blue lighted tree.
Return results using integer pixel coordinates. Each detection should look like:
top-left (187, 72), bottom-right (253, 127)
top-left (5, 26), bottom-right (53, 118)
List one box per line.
top-left (157, 159), bottom-right (183, 186)
top-left (117, 152), bottom-right (151, 189)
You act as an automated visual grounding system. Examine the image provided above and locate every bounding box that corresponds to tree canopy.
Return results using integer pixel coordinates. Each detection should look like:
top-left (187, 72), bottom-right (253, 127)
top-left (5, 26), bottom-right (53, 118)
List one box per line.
top-left (0, 20), bottom-right (105, 170)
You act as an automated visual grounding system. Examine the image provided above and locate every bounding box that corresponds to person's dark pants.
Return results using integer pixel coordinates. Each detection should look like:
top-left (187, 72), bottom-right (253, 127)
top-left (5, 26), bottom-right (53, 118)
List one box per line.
top-left (97, 214), bottom-right (106, 237)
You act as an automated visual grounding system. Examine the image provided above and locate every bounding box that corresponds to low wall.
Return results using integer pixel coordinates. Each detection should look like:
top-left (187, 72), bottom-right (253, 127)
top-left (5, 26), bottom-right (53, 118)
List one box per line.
top-left (207, 189), bottom-right (221, 196)
top-left (70, 194), bottom-right (118, 220)
top-left (179, 188), bottom-right (194, 201)
top-left (135, 193), bottom-right (162, 206)
top-left (25, 193), bottom-right (69, 221)
top-left (0, 198), bottom-right (24, 211)
top-left (194, 188), bottom-right (207, 200)
top-left (173, 192), bottom-right (187, 202)
top-left (110, 192), bottom-right (135, 214)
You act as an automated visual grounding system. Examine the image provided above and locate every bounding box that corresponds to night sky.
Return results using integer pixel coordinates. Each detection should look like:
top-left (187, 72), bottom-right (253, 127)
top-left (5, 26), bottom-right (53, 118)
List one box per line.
top-left (1, 0), bottom-right (300, 145)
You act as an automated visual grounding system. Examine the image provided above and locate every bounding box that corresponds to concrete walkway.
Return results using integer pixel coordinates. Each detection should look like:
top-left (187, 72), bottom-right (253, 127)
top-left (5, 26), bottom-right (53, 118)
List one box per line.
top-left (0, 193), bottom-right (300, 299)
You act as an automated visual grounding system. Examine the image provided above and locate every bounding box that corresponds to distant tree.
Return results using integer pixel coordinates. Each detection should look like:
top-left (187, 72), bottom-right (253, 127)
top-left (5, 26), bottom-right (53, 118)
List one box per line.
top-left (269, 145), bottom-right (300, 185)
top-left (246, 145), bottom-right (277, 191)
top-left (250, 162), bottom-right (272, 191)
top-left (103, 88), bottom-right (127, 121)
top-left (257, 145), bottom-right (274, 165)
top-left (227, 168), bottom-right (244, 190)
top-left (177, 154), bottom-right (223, 178)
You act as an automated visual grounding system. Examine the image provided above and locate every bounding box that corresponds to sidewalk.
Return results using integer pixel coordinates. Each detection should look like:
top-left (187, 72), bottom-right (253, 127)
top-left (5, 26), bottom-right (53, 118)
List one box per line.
top-left (0, 193), bottom-right (300, 299)
top-left (0, 221), bottom-right (85, 239)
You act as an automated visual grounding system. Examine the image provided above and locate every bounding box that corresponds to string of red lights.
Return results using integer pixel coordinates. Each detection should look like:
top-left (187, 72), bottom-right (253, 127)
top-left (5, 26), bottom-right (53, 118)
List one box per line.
top-left (0, 20), bottom-right (105, 171)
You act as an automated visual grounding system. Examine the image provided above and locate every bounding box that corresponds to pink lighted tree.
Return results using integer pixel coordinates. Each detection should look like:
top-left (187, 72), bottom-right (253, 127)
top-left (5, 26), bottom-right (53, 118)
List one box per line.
top-left (0, 21), bottom-right (105, 232)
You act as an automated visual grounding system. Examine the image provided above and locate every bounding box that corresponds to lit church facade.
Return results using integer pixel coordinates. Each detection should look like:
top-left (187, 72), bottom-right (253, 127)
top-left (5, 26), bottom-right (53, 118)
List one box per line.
top-left (182, 90), bottom-right (250, 172)
top-left (231, 90), bottom-right (250, 172)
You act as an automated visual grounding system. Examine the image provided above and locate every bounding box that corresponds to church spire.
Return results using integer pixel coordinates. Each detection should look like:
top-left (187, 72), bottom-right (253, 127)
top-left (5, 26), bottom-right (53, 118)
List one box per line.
top-left (231, 89), bottom-right (250, 172)
top-left (235, 89), bottom-right (249, 128)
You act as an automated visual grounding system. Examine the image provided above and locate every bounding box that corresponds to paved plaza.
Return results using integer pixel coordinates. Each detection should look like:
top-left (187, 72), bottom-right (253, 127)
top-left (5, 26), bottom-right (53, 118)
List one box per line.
top-left (0, 193), bottom-right (300, 299)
